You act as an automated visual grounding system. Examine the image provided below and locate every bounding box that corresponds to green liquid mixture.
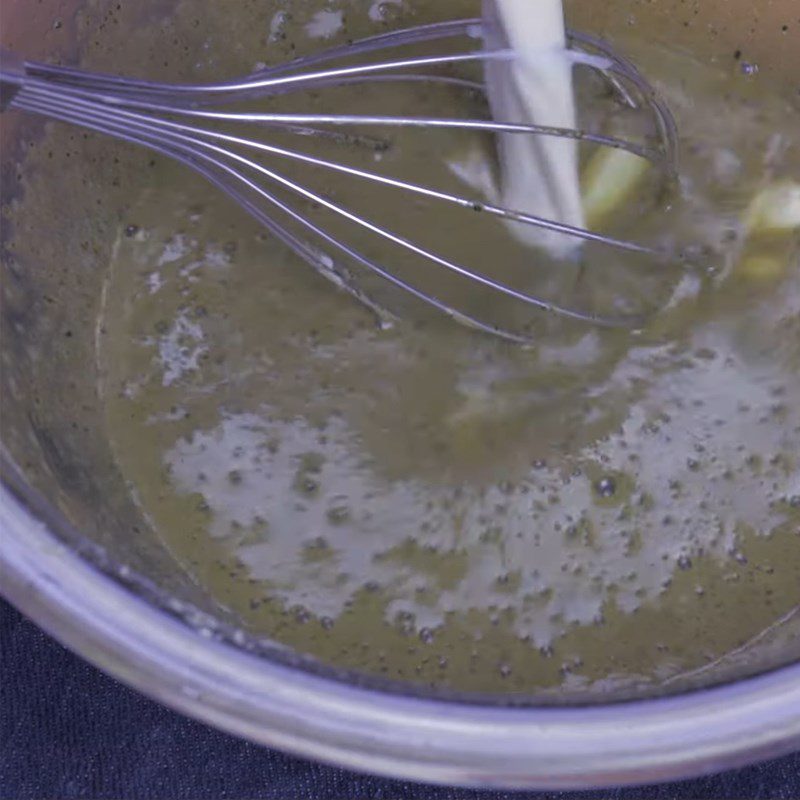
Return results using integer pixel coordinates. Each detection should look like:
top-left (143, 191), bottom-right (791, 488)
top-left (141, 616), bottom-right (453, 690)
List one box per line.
top-left (17, 0), bottom-right (800, 698)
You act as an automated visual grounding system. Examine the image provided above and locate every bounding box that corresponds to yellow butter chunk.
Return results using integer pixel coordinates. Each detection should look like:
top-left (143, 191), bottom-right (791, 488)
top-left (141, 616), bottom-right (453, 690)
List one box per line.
top-left (735, 181), bottom-right (800, 283)
top-left (738, 254), bottom-right (790, 282)
top-left (582, 147), bottom-right (651, 229)
top-left (744, 181), bottom-right (800, 236)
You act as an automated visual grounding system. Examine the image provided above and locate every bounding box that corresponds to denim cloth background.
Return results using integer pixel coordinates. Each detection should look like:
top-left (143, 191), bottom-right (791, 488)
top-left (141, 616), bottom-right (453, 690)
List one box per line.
top-left (2, 598), bottom-right (799, 800)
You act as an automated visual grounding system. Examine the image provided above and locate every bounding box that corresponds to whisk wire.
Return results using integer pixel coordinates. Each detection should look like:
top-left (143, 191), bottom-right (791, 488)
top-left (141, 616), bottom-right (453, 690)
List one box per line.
top-left (21, 77), bottom-right (661, 258)
top-left (19, 85), bottom-right (644, 334)
top-left (1, 18), bottom-right (680, 341)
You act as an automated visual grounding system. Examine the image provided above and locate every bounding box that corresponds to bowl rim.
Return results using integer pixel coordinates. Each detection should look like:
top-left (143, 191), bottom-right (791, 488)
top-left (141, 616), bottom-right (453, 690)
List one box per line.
top-left (3, 478), bottom-right (800, 790)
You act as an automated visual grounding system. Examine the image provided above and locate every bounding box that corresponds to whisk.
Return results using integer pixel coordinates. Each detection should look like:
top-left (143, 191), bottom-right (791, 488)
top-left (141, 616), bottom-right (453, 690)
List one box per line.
top-left (0, 19), bottom-right (679, 343)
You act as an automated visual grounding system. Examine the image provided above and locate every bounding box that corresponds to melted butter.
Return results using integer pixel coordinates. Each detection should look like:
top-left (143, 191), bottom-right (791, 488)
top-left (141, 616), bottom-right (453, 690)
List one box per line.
top-left (87, 0), bottom-right (800, 697)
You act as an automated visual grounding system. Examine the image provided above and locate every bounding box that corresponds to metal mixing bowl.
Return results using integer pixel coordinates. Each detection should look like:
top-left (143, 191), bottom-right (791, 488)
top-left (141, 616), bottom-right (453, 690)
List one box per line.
top-left (2, 0), bottom-right (799, 788)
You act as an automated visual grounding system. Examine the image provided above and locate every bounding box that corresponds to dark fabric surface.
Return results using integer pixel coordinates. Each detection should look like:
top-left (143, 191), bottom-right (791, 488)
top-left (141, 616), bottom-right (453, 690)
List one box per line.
top-left (1, 598), bottom-right (798, 800)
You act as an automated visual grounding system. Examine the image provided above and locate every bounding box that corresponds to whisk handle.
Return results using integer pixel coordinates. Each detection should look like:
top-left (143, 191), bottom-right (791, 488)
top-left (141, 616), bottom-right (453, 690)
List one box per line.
top-left (0, 49), bottom-right (26, 112)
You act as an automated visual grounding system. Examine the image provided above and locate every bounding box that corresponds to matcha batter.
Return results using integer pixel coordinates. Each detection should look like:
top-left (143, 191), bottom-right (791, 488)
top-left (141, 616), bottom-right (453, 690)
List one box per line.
top-left (8, 0), bottom-right (800, 699)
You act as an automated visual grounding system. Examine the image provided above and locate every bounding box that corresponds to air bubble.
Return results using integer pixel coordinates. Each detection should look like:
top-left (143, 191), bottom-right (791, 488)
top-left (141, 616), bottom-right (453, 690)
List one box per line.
top-left (304, 536), bottom-right (329, 553)
top-left (295, 608), bottom-right (311, 624)
top-left (594, 477), bottom-right (617, 498)
top-left (297, 476), bottom-right (320, 495)
top-left (419, 627), bottom-right (434, 644)
top-left (326, 503), bottom-right (351, 525)
top-left (227, 469), bottom-right (243, 485)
